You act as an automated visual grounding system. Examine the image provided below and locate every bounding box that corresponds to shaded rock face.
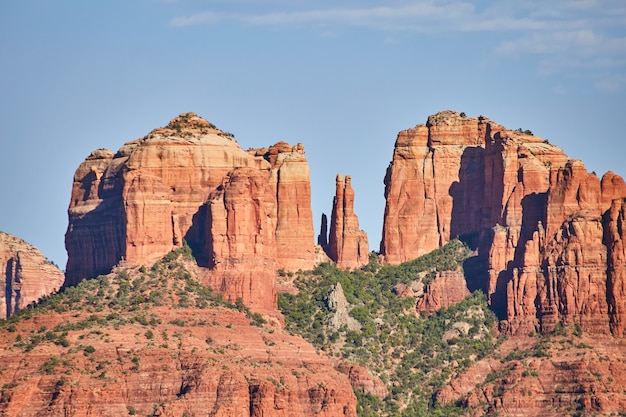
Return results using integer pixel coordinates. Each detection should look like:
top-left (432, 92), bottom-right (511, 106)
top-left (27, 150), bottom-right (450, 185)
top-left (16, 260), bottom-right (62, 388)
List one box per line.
top-left (0, 232), bottom-right (65, 318)
top-left (605, 198), bottom-right (626, 335)
top-left (381, 110), bottom-right (626, 335)
top-left (204, 168), bottom-right (277, 310)
top-left (65, 113), bottom-right (315, 308)
top-left (323, 174), bottom-right (369, 269)
top-left (381, 111), bottom-right (496, 264)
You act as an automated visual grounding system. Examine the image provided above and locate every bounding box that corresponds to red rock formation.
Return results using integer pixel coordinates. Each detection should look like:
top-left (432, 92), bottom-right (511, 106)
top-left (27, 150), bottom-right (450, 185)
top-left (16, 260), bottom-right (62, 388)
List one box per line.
top-left (203, 168), bottom-right (277, 310)
top-left (436, 335), bottom-right (626, 416)
top-left (249, 142), bottom-right (315, 272)
top-left (336, 362), bottom-right (388, 399)
top-left (381, 111), bottom-right (497, 264)
top-left (326, 175), bottom-right (369, 269)
top-left (606, 198), bottom-right (626, 336)
top-left (416, 271), bottom-right (470, 313)
top-left (381, 110), bottom-right (626, 335)
top-left (0, 285), bottom-right (357, 417)
top-left (65, 113), bottom-right (316, 309)
top-left (505, 164), bottom-right (626, 335)
top-left (0, 232), bottom-right (64, 318)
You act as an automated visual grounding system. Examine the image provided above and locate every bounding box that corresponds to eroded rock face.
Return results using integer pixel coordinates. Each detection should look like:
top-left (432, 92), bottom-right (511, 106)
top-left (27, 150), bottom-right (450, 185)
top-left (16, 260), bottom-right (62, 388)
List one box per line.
top-left (0, 232), bottom-right (65, 318)
top-left (336, 362), bottom-right (388, 400)
top-left (505, 164), bottom-right (626, 335)
top-left (436, 335), bottom-right (626, 416)
top-left (65, 113), bottom-right (316, 309)
top-left (325, 175), bottom-right (369, 269)
top-left (381, 110), bottom-right (626, 335)
top-left (203, 168), bottom-right (277, 310)
top-left (380, 111), bottom-right (497, 264)
top-left (605, 198), bottom-right (626, 336)
top-left (416, 271), bottom-right (470, 314)
top-left (249, 142), bottom-right (315, 272)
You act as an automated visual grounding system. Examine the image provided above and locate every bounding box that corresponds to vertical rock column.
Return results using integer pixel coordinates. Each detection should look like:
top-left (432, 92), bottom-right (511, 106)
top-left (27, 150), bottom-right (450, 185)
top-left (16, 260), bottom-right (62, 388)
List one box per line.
top-left (328, 174), bottom-right (369, 269)
top-left (205, 168), bottom-right (277, 310)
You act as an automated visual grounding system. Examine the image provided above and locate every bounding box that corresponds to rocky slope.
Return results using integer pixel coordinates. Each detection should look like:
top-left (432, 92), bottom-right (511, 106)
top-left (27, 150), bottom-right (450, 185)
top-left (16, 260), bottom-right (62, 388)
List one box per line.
top-left (0, 232), bottom-right (64, 319)
top-left (381, 110), bottom-right (626, 335)
top-left (435, 333), bottom-right (626, 416)
top-left (323, 175), bottom-right (369, 270)
top-left (65, 113), bottom-right (315, 308)
top-left (0, 250), bottom-right (356, 417)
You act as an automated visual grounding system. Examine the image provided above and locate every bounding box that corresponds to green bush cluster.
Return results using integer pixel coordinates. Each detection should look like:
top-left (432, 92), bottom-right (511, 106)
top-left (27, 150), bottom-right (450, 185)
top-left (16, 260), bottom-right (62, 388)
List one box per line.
top-left (279, 239), bottom-right (500, 416)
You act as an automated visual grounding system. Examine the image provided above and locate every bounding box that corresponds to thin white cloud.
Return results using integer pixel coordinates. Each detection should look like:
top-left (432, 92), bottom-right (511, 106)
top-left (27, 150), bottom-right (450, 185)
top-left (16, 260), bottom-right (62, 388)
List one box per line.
top-left (170, 3), bottom-right (479, 31)
top-left (596, 73), bottom-right (626, 92)
top-left (169, 1), bottom-right (626, 91)
top-left (171, 11), bottom-right (225, 27)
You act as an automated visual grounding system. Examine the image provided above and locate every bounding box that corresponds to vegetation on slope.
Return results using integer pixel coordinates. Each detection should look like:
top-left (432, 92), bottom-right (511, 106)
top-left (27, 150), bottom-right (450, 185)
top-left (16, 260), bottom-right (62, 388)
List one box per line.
top-left (279, 239), bottom-right (501, 416)
top-left (2, 244), bottom-right (264, 332)
top-left (0, 245), bottom-right (286, 416)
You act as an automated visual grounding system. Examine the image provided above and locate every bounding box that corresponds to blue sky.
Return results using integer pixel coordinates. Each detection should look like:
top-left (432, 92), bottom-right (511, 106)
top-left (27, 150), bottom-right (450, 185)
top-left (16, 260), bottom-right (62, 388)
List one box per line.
top-left (1, 0), bottom-right (625, 269)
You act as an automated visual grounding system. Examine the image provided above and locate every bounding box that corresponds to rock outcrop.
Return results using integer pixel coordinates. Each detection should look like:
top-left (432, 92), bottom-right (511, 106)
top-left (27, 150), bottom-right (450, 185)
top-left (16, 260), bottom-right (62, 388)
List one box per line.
top-left (65, 113), bottom-right (316, 308)
top-left (381, 111), bottom-right (496, 264)
top-left (605, 198), bottom-right (626, 336)
top-left (203, 168), bottom-right (277, 310)
top-left (336, 362), bottom-right (388, 400)
top-left (381, 110), bottom-right (626, 335)
top-left (0, 232), bottom-right (64, 319)
top-left (326, 282), bottom-right (361, 331)
top-left (323, 175), bottom-right (369, 269)
top-left (249, 142), bottom-right (315, 271)
top-left (416, 271), bottom-right (470, 313)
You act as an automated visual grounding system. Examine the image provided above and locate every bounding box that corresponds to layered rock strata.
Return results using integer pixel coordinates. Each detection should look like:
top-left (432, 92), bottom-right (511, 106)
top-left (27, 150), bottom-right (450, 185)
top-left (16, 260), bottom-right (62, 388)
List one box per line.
top-left (381, 110), bottom-right (626, 334)
top-left (249, 142), bottom-right (315, 271)
top-left (65, 113), bottom-right (315, 308)
top-left (0, 232), bottom-right (65, 318)
top-left (0, 289), bottom-right (357, 416)
top-left (324, 175), bottom-right (369, 269)
top-left (203, 168), bottom-right (277, 310)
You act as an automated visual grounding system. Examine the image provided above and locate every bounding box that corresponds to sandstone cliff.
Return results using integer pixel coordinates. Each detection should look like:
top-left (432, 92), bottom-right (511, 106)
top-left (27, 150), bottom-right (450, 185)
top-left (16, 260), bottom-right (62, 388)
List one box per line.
top-left (203, 168), bottom-right (277, 310)
top-left (249, 142), bottom-right (315, 271)
top-left (381, 110), bottom-right (626, 335)
top-left (65, 113), bottom-right (316, 308)
top-left (323, 174), bottom-right (369, 269)
top-left (0, 232), bottom-right (64, 319)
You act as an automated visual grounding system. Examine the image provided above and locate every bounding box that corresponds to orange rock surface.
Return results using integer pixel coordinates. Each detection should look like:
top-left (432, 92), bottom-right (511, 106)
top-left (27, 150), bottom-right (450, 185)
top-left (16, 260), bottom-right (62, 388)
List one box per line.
top-left (65, 113), bottom-right (316, 308)
top-left (416, 271), bottom-right (470, 313)
top-left (326, 175), bottom-right (369, 269)
top-left (0, 267), bottom-right (357, 417)
top-left (249, 142), bottom-right (315, 272)
top-left (436, 335), bottom-right (626, 416)
top-left (0, 232), bottom-right (64, 319)
top-left (381, 110), bottom-right (626, 335)
top-left (203, 168), bottom-right (277, 310)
